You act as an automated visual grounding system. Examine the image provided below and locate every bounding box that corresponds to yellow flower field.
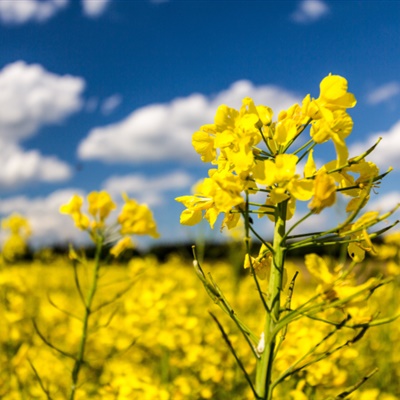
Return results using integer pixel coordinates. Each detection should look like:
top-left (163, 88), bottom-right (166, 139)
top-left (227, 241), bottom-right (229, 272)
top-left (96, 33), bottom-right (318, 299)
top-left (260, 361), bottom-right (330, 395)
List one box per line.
top-left (1, 254), bottom-right (399, 399)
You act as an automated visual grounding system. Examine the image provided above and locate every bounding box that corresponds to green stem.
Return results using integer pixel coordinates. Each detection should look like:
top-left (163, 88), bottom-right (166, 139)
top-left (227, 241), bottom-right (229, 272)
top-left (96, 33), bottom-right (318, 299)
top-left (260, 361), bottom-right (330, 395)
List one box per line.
top-left (69, 235), bottom-right (103, 400)
top-left (255, 201), bottom-right (287, 399)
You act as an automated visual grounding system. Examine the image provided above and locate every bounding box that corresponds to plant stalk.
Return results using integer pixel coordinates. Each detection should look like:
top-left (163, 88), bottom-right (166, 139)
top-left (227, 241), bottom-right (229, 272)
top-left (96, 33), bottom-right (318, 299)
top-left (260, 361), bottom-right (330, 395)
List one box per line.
top-left (69, 235), bottom-right (103, 400)
top-left (255, 201), bottom-right (287, 399)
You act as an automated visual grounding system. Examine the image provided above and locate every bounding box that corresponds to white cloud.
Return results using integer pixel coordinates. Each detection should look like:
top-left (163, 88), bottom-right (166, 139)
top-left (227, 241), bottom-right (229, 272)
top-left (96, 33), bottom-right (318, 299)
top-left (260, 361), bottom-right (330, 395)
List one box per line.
top-left (366, 82), bottom-right (400, 105)
top-left (349, 120), bottom-right (400, 170)
top-left (0, 0), bottom-right (68, 25)
top-left (367, 191), bottom-right (400, 213)
top-left (0, 61), bottom-right (85, 141)
top-left (103, 170), bottom-right (193, 206)
top-left (0, 140), bottom-right (71, 188)
top-left (0, 189), bottom-right (87, 247)
top-left (291, 0), bottom-right (329, 23)
top-left (78, 80), bottom-right (300, 164)
top-left (82, 0), bottom-right (111, 17)
top-left (0, 61), bottom-right (84, 188)
top-left (101, 94), bottom-right (122, 115)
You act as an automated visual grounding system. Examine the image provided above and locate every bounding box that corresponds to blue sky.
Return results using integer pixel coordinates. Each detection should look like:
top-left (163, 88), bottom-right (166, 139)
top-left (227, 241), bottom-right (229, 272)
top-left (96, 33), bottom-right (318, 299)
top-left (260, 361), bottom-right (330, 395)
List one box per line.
top-left (0, 0), bottom-right (399, 248)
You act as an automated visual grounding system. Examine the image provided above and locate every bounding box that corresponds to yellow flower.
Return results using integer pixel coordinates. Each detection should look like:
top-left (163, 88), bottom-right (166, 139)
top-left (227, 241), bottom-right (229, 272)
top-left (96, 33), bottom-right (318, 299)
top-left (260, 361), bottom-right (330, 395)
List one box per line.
top-left (310, 110), bottom-right (353, 168)
top-left (317, 74), bottom-right (357, 112)
top-left (302, 74), bottom-right (356, 124)
top-left (244, 243), bottom-right (272, 280)
top-left (118, 195), bottom-right (160, 238)
top-left (59, 194), bottom-right (83, 215)
top-left (60, 194), bottom-right (90, 230)
top-left (342, 212), bottom-right (379, 262)
top-left (87, 191), bottom-right (116, 222)
top-left (2, 234), bottom-right (27, 262)
top-left (253, 154), bottom-right (298, 187)
top-left (305, 253), bottom-right (335, 287)
top-left (176, 169), bottom-right (244, 229)
top-left (322, 158), bottom-right (379, 213)
top-left (192, 124), bottom-right (217, 163)
top-left (110, 236), bottom-right (134, 258)
top-left (1, 213), bottom-right (31, 237)
top-left (303, 149), bottom-right (317, 178)
top-left (194, 97), bottom-right (266, 174)
top-left (253, 154), bottom-right (314, 209)
top-left (1, 214), bottom-right (31, 262)
top-left (384, 231), bottom-right (400, 245)
top-left (274, 117), bottom-right (298, 146)
top-left (308, 170), bottom-right (336, 213)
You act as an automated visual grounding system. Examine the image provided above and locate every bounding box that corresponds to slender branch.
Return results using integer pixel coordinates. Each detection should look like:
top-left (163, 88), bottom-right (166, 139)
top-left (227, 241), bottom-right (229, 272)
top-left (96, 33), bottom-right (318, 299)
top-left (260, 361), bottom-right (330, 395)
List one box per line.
top-left (32, 319), bottom-right (76, 360)
top-left (274, 271), bottom-right (298, 357)
top-left (283, 211), bottom-right (315, 241)
top-left (28, 359), bottom-right (53, 400)
top-left (47, 293), bottom-right (81, 321)
top-left (209, 312), bottom-right (260, 399)
top-left (92, 284), bottom-right (133, 313)
top-left (248, 224), bottom-right (275, 254)
top-left (335, 368), bottom-right (379, 399)
top-left (192, 248), bottom-right (259, 350)
top-left (73, 261), bottom-right (86, 307)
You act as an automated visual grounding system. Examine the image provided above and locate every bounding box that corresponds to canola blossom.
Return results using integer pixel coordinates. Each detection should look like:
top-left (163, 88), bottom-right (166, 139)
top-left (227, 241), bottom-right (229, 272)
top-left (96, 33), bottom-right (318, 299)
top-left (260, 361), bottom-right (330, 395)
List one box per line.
top-left (60, 191), bottom-right (159, 255)
top-left (176, 74), bottom-right (399, 399)
top-left (57, 191), bottom-right (159, 399)
top-left (1, 213), bottom-right (31, 262)
top-left (177, 74), bottom-right (382, 230)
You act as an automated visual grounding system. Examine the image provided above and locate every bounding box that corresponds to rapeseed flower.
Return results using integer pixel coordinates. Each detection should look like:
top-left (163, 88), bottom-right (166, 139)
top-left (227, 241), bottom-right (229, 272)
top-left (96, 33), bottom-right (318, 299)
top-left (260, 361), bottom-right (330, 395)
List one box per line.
top-left (60, 192), bottom-right (159, 256)
top-left (118, 194), bottom-right (159, 238)
top-left (1, 213), bottom-right (31, 262)
top-left (176, 169), bottom-right (244, 229)
top-left (308, 170), bottom-right (336, 213)
top-left (59, 194), bottom-right (90, 230)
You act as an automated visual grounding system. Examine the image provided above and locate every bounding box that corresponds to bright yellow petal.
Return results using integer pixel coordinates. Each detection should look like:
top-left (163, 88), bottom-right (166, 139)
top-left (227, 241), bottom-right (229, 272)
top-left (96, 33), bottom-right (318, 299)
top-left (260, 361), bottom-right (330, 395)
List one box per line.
top-left (348, 242), bottom-right (365, 263)
top-left (179, 209), bottom-right (203, 226)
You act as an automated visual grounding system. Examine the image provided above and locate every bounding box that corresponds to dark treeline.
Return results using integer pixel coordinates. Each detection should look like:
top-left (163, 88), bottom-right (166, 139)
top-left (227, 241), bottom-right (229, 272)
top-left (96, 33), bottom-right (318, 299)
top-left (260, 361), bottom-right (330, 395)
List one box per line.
top-left (21, 236), bottom-right (385, 264)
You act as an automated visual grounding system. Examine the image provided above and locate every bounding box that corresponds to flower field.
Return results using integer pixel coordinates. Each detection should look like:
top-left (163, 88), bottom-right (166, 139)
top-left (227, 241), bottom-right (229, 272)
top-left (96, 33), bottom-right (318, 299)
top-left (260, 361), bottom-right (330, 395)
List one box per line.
top-left (1, 251), bottom-right (399, 399)
top-left (1, 74), bottom-right (400, 399)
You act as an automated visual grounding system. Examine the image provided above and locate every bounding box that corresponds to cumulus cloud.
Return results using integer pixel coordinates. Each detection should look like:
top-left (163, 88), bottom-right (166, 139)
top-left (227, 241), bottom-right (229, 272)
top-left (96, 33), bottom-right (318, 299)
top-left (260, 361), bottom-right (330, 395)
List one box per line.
top-left (0, 189), bottom-right (87, 247)
top-left (82, 0), bottom-right (111, 17)
top-left (349, 120), bottom-right (400, 170)
top-left (78, 80), bottom-right (300, 164)
top-left (0, 61), bottom-right (85, 141)
top-left (291, 0), bottom-right (329, 23)
top-left (101, 94), bottom-right (122, 115)
top-left (0, 0), bottom-right (68, 25)
top-left (367, 191), bottom-right (400, 213)
top-left (366, 82), bottom-right (400, 105)
top-left (0, 140), bottom-right (71, 189)
top-left (0, 61), bottom-right (84, 187)
top-left (103, 170), bottom-right (193, 206)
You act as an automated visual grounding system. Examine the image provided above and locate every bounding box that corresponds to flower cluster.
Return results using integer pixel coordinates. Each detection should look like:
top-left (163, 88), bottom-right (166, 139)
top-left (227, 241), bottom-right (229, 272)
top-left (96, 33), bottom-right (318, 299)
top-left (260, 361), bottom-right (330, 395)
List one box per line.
top-left (1, 213), bottom-right (31, 262)
top-left (177, 75), bottom-right (381, 223)
top-left (60, 191), bottom-right (159, 256)
top-left (177, 74), bottom-right (389, 264)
